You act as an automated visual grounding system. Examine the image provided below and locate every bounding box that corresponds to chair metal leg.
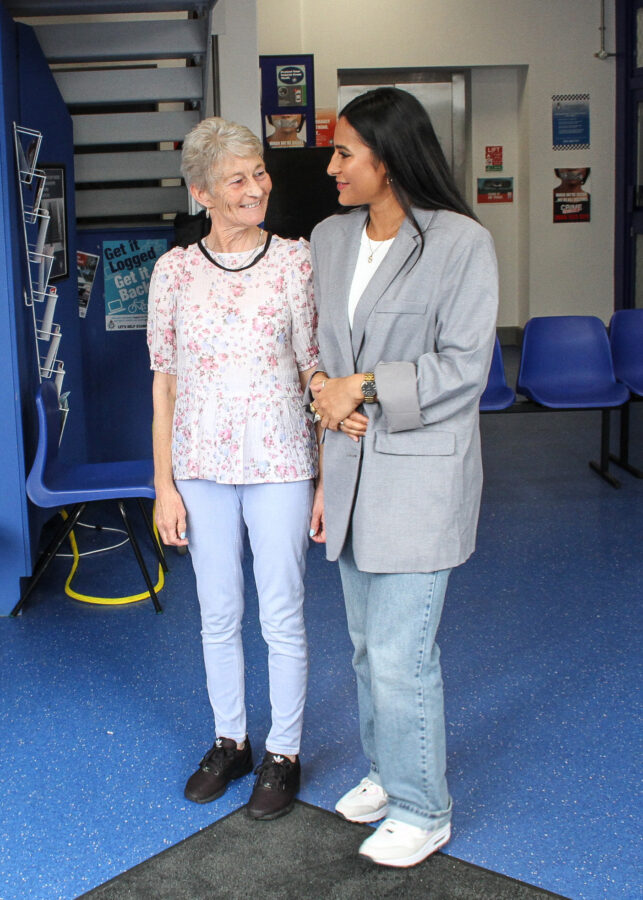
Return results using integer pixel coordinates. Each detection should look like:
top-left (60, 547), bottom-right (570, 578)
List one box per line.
top-left (135, 498), bottom-right (168, 572)
top-left (589, 409), bottom-right (621, 488)
top-left (117, 500), bottom-right (163, 613)
top-left (609, 403), bottom-right (643, 478)
top-left (10, 503), bottom-right (87, 617)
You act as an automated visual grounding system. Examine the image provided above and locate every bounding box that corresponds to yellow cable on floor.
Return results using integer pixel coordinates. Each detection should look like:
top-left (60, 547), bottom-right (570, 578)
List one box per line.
top-left (60, 507), bottom-right (165, 606)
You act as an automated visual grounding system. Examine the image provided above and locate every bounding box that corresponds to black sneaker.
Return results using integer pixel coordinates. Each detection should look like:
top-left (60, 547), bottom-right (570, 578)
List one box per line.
top-left (184, 737), bottom-right (253, 803)
top-left (246, 752), bottom-right (301, 820)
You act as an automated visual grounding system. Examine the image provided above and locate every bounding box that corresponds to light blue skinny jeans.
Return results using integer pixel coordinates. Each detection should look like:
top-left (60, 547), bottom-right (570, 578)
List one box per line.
top-left (177, 479), bottom-right (314, 756)
top-left (338, 533), bottom-right (453, 831)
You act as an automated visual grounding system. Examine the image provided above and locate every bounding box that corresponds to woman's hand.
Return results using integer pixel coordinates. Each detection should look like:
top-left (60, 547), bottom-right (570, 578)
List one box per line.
top-left (311, 374), bottom-right (364, 430)
top-left (154, 483), bottom-right (189, 547)
top-left (309, 482), bottom-right (326, 543)
top-left (308, 371), bottom-right (327, 392)
top-left (339, 410), bottom-right (369, 442)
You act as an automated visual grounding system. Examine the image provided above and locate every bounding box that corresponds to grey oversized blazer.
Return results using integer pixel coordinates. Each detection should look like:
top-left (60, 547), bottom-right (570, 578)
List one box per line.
top-left (309, 206), bottom-right (499, 573)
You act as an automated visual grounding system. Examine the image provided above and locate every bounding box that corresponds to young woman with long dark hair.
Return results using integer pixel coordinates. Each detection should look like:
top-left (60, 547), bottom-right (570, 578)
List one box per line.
top-left (308, 88), bottom-right (498, 867)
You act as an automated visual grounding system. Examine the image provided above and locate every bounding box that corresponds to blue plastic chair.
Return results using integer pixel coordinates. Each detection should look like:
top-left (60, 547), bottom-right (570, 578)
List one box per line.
top-left (608, 309), bottom-right (643, 478)
top-left (480, 337), bottom-right (516, 411)
top-left (11, 380), bottom-right (166, 616)
top-left (610, 309), bottom-right (643, 396)
top-left (517, 316), bottom-right (629, 487)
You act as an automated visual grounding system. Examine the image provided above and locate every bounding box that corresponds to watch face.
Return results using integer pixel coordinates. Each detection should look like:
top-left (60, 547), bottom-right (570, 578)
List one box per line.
top-left (361, 380), bottom-right (377, 399)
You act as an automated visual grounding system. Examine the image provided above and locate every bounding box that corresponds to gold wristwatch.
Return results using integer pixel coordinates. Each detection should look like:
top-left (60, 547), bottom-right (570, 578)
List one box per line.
top-left (360, 372), bottom-right (377, 403)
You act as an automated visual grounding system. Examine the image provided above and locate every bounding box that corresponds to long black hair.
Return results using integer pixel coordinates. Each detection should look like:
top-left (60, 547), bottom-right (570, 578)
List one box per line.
top-left (339, 87), bottom-right (476, 248)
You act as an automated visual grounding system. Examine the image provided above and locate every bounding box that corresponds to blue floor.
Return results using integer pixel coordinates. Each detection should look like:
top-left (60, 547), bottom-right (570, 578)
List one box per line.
top-left (1, 398), bottom-right (641, 900)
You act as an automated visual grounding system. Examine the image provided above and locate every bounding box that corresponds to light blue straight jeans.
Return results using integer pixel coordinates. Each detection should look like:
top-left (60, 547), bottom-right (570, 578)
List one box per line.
top-left (177, 479), bottom-right (314, 756)
top-left (338, 533), bottom-right (453, 832)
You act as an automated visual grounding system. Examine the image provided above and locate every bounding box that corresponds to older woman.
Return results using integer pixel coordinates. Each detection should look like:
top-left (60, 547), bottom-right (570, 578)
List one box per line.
top-left (147, 117), bottom-right (318, 820)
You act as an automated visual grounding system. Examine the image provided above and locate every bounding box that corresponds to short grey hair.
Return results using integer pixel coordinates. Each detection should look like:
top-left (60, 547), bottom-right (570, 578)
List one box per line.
top-left (181, 116), bottom-right (263, 193)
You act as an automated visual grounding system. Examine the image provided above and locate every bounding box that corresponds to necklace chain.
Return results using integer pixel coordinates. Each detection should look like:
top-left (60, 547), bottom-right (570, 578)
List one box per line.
top-left (365, 226), bottom-right (390, 264)
top-left (205, 228), bottom-right (263, 270)
top-left (366, 233), bottom-right (384, 264)
top-left (365, 217), bottom-right (400, 263)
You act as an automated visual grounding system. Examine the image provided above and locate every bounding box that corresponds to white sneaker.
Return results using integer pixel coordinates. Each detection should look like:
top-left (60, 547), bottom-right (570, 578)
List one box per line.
top-left (358, 817), bottom-right (451, 867)
top-left (335, 777), bottom-right (389, 823)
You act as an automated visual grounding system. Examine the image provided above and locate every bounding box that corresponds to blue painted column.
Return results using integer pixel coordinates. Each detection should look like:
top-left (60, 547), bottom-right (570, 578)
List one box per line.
top-left (0, 8), bottom-right (32, 614)
top-left (0, 12), bottom-right (88, 614)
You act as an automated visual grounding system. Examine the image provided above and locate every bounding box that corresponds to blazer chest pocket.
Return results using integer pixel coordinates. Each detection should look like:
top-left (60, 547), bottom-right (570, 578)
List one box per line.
top-left (376, 297), bottom-right (428, 315)
top-left (374, 430), bottom-right (455, 456)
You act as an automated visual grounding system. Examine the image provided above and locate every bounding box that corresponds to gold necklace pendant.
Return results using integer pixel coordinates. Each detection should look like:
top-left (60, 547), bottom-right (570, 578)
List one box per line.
top-left (365, 230), bottom-right (382, 264)
top-left (365, 217), bottom-right (392, 264)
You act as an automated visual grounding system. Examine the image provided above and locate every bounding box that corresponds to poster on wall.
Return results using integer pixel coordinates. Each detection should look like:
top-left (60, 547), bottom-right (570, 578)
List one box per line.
top-left (265, 113), bottom-right (308, 148)
top-left (259, 55), bottom-right (316, 148)
top-left (485, 146), bottom-right (503, 171)
top-left (40, 165), bottom-right (68, 281)
top-left (552, 94), bottom-right (590, 150)
top-left (315, 108), bottom-right (337, 147)
top-left (77, 250), bottom-right (100, 318)
top-left (103, 238), bottom-right (167, 331)
top-left (553, 168), bottom-right (590, 223)
top-left (477, 177), bottom-right (513, 203)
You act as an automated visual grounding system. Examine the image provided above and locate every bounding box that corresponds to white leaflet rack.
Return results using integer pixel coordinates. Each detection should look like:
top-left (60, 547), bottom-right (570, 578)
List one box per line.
top-left (13, 124), bottom-right (68, 436)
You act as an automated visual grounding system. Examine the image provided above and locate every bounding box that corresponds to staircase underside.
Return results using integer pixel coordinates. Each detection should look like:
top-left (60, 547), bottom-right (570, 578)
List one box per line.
top-left (8, 0), bottom-right (217, 227)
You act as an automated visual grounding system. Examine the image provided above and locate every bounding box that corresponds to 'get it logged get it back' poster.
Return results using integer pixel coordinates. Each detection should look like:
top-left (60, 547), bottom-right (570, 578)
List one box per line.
top-left (103, 238), bottom-right (167, 331)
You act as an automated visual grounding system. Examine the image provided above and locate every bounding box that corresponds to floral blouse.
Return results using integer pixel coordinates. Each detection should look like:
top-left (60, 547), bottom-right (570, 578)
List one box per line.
top-left (147, 235), bottom-right (319, 484)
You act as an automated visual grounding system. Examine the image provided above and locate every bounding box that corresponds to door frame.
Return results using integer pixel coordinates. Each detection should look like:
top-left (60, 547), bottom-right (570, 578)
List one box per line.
top-left (615, 0), bottom-right (643, 309)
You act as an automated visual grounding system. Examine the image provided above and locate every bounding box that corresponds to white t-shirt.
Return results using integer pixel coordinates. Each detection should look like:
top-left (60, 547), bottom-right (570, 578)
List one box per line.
top-left (347, 226), bottom-right (395, 329)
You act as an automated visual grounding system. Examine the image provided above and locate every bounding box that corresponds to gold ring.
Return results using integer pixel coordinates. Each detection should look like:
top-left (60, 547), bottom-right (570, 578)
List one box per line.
top-left (310, 402), bottom-right (317, 414)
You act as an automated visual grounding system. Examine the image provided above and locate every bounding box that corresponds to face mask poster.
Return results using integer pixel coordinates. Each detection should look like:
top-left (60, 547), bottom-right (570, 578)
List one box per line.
top-left (103, 238), bottom-right (167, 331)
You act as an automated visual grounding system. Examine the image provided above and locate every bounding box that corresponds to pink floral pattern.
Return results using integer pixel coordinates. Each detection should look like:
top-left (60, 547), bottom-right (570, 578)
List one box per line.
top-left (147, 236), bottom-right (319, 484)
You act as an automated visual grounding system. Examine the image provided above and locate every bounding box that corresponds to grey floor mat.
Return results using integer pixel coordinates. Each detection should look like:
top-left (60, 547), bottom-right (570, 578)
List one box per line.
top-left (79, 801), bottom-right (570, 900)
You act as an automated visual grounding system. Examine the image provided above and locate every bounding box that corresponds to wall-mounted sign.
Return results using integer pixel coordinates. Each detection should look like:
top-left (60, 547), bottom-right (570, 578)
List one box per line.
top-left (77, 250), bottom-right (100, 318)
top-left (552, 93), bottom-right (590, 150)
top-left (103, 238), bottom-right (167, 331)
top-left (485, 146), bottom-right (503, 171)
top-left (259, 55), bottom-right (316, 149)
top-left (477, 177), bottom-right (514, 204)
top-left (40, 164), bottom-right (68, 281)
top-left (315, 108), bottom-right (337, 147)
top-left (276, 64), bottom-right (307, 106)
top-left (265, 113), bottom-right (308, 148)
top-left (553, 168), bottom-right (590, 223)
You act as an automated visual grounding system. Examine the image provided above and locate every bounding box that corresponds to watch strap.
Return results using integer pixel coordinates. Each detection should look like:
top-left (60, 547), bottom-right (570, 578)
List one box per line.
top-left (361, 372), bottom-right (377, 403)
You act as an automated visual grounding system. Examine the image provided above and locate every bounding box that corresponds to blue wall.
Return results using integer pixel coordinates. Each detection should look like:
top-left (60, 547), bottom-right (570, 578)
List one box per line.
top-left (0, 12), bottom-right (86, 613)
top-left (17, 23), bottom-right (87, 464)
top-left (0, 9), bottom-right (178, 613)
top-left (76, 228), bottom-right (172, 463)
top-left (0, 6), bottom-right (31, 613)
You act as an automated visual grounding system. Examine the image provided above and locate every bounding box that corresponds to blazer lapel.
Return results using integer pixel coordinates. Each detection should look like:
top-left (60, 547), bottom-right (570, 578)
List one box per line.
top-left (351, 215), bottom-right (431, 361)
top-left (329, 211), bottom-right (365, 370)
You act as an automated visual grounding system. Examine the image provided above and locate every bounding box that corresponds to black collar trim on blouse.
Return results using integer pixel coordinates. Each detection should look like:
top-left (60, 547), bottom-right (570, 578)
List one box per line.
top-left (197, 232), bottom-right (273, 272)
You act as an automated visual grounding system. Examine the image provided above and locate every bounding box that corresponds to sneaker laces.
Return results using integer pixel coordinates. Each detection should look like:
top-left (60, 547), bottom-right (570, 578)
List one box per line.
top-left (200, 738), bottom-right (238, 774)
top-left (357, 778), bottom-right (382, 795)
top-left (254, 754), bottom-right (291, 790)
